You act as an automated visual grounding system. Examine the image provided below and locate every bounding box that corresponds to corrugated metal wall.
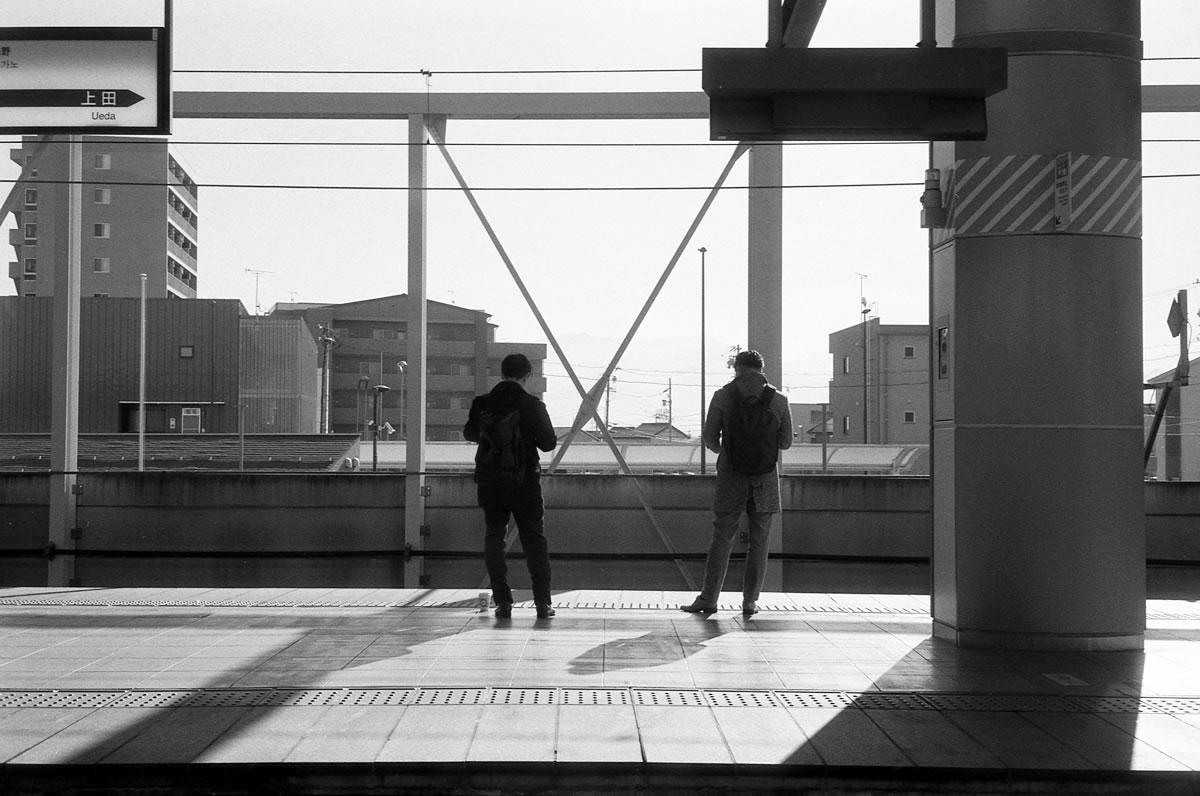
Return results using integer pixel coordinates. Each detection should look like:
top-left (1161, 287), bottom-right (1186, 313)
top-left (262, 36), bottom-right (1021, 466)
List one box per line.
top-left (0, 298), bottom-right (53, 432)
top-left (0, 297), bottom-right (242, 432)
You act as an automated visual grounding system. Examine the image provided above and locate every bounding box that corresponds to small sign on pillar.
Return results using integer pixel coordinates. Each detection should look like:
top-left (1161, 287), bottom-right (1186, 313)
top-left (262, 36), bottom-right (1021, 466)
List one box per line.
top-left (1053, 152), bottom-right (1072, 231)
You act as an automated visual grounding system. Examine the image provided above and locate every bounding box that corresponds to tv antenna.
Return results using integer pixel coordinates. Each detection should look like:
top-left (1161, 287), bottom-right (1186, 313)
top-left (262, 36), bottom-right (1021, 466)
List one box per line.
top-left (244, 268), bottom-right (274, 316)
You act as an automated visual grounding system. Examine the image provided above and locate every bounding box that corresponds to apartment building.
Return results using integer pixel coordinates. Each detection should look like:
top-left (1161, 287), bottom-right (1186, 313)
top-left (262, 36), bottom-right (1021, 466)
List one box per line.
top-left (6, 135), bottom-right (199, 299)
top-left (829, 319), bottom-right (929, 444)
top-left (270, 295), bottom-right (547, 441)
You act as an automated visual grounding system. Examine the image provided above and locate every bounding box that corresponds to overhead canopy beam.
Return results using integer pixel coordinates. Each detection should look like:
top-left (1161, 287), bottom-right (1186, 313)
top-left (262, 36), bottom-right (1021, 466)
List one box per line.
top-left (173, 87), bottom-right (1196, 122)
top-left (173, 92), bottom-right (711, 121)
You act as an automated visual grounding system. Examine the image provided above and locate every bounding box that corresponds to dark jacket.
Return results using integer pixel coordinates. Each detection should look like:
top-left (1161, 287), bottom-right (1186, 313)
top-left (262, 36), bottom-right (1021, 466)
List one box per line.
top-left (702, 372), bottom-right (794, 513)
top-left (463, 380), bottom-right (557, 482)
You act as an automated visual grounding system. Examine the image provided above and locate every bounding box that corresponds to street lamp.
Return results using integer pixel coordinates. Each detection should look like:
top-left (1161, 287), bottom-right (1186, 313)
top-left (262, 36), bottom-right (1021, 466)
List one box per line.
top-left (356, 376), bottom-right (370, 439)
top-left (397, 361), bottom-right (408, 440)
top-left (698, 246), bottom-right (707, 475)
top-left (372, 384), bottom-right (391, 472)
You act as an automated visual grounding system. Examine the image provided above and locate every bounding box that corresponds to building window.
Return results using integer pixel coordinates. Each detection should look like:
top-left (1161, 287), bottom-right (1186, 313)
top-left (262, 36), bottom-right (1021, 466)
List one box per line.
top-left (94, 154), bottom-right (111, 170)
top-left (93, 223), bottom-right (111, 239)
top-left (179, 345), bottom-right (194, 358)
top-left (93, 257), bottom-right (110, 273)
top-left (842, 356), bottom-right (851, 374)
top-left (23, 188), bottom-right (37, 209)
top-left (94, 188), bottom-right (111, 204)
top-left (903, 345), bottom-right (916, 359)
top-left (903, 410), bottom-right (916, 423)
top-left (842, 416), bottom-right (851, 435)
top-left (23, 223), bottom-right (37, 242)
top-left (22, 258), bottom-right (36, 279)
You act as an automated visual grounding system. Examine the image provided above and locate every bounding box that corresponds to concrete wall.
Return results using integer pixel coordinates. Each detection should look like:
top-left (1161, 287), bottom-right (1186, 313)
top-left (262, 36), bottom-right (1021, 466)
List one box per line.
top-left (1, 473), bottom-right (1195, 592)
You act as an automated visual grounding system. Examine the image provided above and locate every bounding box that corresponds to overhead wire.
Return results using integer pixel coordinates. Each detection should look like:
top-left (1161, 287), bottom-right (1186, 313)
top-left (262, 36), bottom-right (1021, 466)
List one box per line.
top-left (3, 138), bottom-right (1198, 147)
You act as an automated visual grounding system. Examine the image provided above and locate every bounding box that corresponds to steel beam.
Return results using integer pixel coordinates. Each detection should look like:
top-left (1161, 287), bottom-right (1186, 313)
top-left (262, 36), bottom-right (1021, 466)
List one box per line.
top-left (174, 92), bottom-right (710, 121)
top-left (172, 86), bottom-right (1195, 124)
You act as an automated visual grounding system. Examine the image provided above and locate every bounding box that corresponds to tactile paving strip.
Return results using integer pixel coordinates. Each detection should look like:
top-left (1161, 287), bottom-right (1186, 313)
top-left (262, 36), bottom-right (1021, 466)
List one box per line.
top-left (2, 688), bottom-right (1200, 714)
top-left (560, 688), bottom-right (631, 706)
top-left (631, 689), bottom-right (708, 707)
top-left (2, 595), bottom-right (1199, 620)
top-left (0, 596), bottom-right (934, 615)
top-left (923, 694), bottom-right (1082, 713)
top-left (706, 690), bottom-right (781, 708)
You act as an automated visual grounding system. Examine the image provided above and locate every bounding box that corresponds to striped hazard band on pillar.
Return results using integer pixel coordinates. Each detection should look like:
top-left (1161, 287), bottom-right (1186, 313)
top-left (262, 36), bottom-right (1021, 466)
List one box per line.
top-left (932, 153), bottom-right (1141, 247)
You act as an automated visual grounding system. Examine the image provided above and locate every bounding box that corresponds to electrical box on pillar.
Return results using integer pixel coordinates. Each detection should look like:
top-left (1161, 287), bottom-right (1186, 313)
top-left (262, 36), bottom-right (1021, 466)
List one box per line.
top-left (702, 48), bottom-right (1007, 141)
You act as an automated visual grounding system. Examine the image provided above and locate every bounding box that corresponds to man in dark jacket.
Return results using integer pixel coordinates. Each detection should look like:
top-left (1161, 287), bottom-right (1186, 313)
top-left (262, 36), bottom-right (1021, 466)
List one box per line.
top-left (681, 349), bottom-right (793, 617)
top-left (463, 353), bottom-right (558, 619)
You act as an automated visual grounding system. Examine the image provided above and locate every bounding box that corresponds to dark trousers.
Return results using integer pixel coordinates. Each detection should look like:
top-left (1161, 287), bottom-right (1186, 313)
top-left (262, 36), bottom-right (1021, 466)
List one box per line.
top-left (478, 478), bottom-right (552, 606)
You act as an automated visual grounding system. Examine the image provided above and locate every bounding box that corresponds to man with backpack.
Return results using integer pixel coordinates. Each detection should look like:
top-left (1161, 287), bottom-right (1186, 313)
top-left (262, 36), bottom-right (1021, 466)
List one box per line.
top-left (463, 353), bottom-right (559, 619)
top-left (681, 349), bottom-right (793, 617)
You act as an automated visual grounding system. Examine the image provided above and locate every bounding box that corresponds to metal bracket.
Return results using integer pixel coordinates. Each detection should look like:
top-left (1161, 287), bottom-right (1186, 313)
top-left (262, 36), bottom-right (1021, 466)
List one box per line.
top-left (420, 485), bottom-right (432, 497)
top-left (70, 483), bottom-right (83, 495)
top-left (43, 543), bottom-right (57, 560)
top-left (403, 543), bottom-right (412, 562)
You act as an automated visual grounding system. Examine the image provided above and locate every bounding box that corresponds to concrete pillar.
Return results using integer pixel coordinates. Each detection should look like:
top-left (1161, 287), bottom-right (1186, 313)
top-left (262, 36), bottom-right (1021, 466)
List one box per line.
top-left (748, 142), bottom-right (785, 590)
top-left (404, 114), bottom-right (430, 588)
top-left (48, 135), bottom-right (82, 587)
top-left (930, 1), bottom-right (1144, 650)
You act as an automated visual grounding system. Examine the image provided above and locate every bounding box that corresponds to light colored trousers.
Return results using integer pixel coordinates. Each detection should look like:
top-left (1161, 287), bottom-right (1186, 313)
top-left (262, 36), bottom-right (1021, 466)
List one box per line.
top-left (698, 510), bottom-right (773, 604)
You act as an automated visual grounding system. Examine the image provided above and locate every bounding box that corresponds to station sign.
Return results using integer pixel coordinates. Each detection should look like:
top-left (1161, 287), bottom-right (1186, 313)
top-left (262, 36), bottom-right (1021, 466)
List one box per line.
top-left (0, 27), bottom-right (171, 134)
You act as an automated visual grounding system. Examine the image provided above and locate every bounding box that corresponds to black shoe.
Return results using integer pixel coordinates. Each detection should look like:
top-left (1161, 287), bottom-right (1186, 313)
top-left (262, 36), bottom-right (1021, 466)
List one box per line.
top-left (742, 600), bottom-right (758, 617)
top-left (535, 604), bottom-right (556, 619)
top-left (495, 603), bottom-right (512, 619)
top-left (680, 598), bottom-right (718, 614)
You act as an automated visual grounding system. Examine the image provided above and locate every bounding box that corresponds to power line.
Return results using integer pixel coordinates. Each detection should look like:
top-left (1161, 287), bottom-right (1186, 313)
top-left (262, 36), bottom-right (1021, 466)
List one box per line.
top-left (5, 174), bottom-right (1199, 192)
top-left (172, 58), bottom-right (1200, 72)
top-left (0, 176), bottom-right (925, 191)
top-left (174, 67), bottom-right (702, 75)
top-left (4, 137), bottom-right (1197, 148)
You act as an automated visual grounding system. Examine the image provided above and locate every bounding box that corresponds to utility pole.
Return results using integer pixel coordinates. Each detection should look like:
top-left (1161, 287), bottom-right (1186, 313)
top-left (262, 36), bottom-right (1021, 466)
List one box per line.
top-left (667, 378), bottom-right (673, 440)
top-left (317, 325), bottom-right (337, 433)
top-left (857, 273), bottom-right (869, 444)
top-left (604, 373), bottom-right (617, 430)
top-left (698, 246), bottom-right (707, 473)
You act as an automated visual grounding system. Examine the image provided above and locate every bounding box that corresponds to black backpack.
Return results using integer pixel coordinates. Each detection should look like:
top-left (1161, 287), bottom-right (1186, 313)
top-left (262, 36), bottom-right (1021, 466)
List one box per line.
top-left (476, 404), bottom-right (526, 485)
top-left (724, 385), bottom-right (780, 475)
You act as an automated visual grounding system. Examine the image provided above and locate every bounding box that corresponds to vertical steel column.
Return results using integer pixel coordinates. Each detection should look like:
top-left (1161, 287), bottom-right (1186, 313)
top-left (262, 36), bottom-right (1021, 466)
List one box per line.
top-left (930, 0), bottom-right (1144, 650)
top-left (404, 115), bottom-right (429, 587)
top-left (747, 142), bottom-right (784, 591)
top-left (48, 134), bottom-right (82, 586)
top-left (138, 273), bottom-right (147, 471)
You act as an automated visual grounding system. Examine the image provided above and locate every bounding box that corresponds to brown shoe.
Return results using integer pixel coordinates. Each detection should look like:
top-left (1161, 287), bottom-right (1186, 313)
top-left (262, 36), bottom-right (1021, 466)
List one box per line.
top-left (680, 598), bottom-right (718, 614)
top-left (742, 600), bottom-right (758, 617)
top-left (495, 603), bottom-right (512, 619)
top-left (535, 604), bottom-right (556, 619)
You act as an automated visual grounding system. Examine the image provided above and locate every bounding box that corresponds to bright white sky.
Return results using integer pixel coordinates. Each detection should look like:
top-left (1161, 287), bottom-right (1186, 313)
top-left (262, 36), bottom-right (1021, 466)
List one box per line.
top-left (3, 1), bottom-right (1200, 433)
